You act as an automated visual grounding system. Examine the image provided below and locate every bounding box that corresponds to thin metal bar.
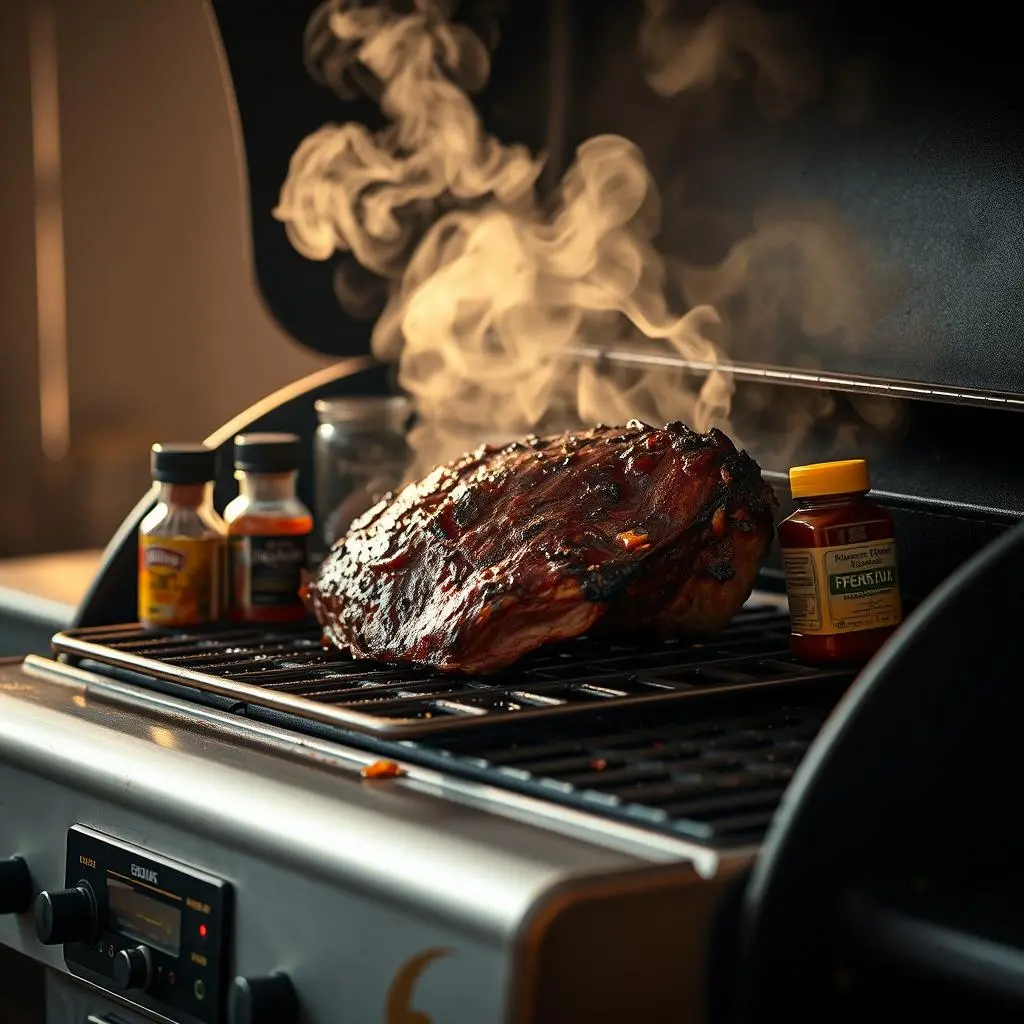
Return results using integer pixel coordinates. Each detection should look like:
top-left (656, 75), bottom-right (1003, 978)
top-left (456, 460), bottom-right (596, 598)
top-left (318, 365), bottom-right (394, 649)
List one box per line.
top-left (847, 900), bottom-right (1024, 1006)
top-left (565, 342), bottom-right (1024, 411)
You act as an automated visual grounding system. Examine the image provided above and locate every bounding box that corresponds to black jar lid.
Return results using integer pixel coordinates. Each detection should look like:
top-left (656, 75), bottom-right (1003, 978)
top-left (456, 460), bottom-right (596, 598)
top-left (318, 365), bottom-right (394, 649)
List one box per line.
top-left (150, 443), bottom-right (217, 484)
top-left (233, 432), bottom-right (302, 473)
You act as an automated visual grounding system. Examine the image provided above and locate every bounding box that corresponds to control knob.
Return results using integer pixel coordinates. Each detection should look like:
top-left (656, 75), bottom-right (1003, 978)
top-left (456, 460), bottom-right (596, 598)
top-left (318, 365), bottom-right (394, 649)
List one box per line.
top-left (0, 856), bottom-right (32, 915)
top-left (113, 944), bottom-right (152, 991)
top-left (229, 972), bottom-right (299, 1024)
top-left (34, 883), bottom-right (99, 945)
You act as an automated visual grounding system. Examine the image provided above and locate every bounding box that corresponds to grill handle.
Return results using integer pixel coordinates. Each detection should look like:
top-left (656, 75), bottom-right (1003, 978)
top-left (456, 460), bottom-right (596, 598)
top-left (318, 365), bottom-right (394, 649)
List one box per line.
top-left (842, 894), bottom-right (1024, 1011)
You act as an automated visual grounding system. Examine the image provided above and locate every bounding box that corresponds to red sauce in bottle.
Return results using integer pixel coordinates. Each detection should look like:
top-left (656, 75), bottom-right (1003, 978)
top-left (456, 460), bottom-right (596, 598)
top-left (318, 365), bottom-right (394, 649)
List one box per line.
top-left (224, 433), bottom-right (313, 624)
top-left (778, 459), bottom-right (902, 664)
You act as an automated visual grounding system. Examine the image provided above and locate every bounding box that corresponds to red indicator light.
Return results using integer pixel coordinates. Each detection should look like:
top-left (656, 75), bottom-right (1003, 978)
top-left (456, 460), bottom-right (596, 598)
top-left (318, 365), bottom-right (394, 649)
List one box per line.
top-left (198, 924), bottom-right (207, 938)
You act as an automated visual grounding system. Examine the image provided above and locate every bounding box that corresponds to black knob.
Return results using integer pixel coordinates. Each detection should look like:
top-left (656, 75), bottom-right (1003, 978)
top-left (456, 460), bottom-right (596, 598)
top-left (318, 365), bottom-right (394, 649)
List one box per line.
top-left (0, 857), bottom-right (32, 915)
top-left (34, 883), bottom-right (98, 945)
top-left (113, 945), bottom-right (152, 991)
top-left (229, 972), bottom-right (299, 1024)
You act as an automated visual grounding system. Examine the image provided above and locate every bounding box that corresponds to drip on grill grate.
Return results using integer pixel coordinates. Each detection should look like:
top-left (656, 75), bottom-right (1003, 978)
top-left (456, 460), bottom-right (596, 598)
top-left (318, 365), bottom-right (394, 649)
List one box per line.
top-left (52, 604), bottom-right (852, 739)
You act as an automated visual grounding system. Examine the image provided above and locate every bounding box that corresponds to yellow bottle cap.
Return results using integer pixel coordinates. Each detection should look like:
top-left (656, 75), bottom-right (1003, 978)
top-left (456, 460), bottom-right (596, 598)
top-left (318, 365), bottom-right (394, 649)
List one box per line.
top-left (789, 459), bottom-right (871, 499)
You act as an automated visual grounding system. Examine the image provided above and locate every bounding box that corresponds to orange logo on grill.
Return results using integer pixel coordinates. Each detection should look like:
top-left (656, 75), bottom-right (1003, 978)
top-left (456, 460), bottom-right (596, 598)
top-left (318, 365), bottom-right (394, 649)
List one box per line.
top-left (385, 947), bottom-right (454, 1024)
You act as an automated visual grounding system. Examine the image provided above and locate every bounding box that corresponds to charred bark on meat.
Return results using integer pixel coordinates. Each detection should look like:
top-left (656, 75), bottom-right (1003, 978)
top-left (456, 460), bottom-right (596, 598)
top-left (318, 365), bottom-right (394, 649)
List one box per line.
top-left (307, 420), bottom-right (778, 673)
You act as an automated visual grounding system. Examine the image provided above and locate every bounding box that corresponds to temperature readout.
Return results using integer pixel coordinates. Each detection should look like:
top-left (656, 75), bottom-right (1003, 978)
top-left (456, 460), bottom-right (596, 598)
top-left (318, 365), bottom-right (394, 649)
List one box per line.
top-left (107, 877), bottom-right (182, 956)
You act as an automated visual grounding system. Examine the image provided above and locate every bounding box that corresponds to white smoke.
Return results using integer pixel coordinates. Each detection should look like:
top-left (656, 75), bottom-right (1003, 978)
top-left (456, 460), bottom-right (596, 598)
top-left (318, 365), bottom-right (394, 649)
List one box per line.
top-left (371, 134), bottom-right (730, 466)
top-left (275, 0), bottom-right (891, 474)
top-left (273, 0), bottom-right (738, 472)
top-left (275, 0), bottom-right (539, 280)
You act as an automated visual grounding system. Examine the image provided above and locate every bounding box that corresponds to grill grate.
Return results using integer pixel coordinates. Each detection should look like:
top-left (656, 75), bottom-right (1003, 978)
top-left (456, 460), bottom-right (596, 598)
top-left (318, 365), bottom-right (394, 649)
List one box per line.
top-left (404, 698), bottom-right (837, 845)
top-left (52, 604), bottom-right (851, 739)
top-left (53, 602), bottom-right (857, 845)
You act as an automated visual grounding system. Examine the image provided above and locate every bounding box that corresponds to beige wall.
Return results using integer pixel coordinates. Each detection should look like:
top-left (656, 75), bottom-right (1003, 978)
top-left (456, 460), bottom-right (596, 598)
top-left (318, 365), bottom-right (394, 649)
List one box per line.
top-left (0, 0), bottom-right (332, 556)
top-left (0, 0), bottom-right (46, 556)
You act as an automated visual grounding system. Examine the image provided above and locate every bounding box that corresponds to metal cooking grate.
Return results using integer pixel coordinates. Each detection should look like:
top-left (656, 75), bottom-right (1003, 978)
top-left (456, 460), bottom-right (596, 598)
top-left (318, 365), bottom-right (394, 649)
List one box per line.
top-left (52, 604), bottom-right (851, 739)
top-left (407, 699), bottom-right (836, 845)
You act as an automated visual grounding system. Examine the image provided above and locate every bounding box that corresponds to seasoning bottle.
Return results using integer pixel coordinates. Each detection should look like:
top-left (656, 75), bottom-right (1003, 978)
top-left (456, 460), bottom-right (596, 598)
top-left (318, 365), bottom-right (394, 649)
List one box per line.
top-left (778, 459), bottom-right (902, 664)
top-left (225, 433), bottom-right (313, 623)
top-left (138, 443), bottom-right (225, 630)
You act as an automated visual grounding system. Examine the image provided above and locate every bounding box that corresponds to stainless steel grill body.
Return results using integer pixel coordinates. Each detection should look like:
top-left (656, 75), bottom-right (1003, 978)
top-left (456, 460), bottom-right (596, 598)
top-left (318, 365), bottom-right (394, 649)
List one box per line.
top-left (0, 650), bottom-right (762, 1024)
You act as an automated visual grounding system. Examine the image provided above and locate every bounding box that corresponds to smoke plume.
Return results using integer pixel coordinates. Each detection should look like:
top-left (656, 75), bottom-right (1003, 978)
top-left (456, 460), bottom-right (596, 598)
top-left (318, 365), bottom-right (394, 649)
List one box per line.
top-left (275, 0), bottom-right (898, 475)
top-left (276, 0), bottom-right (539, 282)
top-left (639, 0), bottom-right (820, 119)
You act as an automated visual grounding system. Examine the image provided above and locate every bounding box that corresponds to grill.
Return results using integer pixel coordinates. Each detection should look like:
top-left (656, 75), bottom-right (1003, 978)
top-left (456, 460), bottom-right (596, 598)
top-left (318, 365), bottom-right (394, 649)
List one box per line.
top-left (52, 602), bottom-right (854, 847)
top-left (3, 4), bottom-right (1021, 1022)
top-left (52, 604), bottom-right (848, 739)
top-left (389, 695), bottom-right (843, 847)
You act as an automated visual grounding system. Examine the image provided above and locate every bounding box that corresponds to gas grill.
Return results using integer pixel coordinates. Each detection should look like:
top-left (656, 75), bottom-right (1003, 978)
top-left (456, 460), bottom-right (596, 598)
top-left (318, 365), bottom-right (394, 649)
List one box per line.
top-left (2, 1), bottom-right (1024, 1023)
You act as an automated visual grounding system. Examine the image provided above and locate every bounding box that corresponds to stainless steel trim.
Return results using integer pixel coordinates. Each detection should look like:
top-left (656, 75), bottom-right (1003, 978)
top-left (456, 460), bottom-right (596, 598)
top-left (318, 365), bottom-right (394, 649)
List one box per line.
top-left (0, 587), bottom-right (76, 628)
top-left (567, 342), bottom-right (1024, 410)
top-left (25, 654), bottom-right (740, 874)
top-left (0, 658), bottom-right (740, 941)
top-left (81, 990), bottom-right (176, 1024)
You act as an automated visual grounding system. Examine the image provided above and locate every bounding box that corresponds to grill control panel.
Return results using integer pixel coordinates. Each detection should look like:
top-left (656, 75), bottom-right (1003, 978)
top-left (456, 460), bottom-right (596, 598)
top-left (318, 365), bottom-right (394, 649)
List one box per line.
top-left (50, 825), bottom-right (230, 1024)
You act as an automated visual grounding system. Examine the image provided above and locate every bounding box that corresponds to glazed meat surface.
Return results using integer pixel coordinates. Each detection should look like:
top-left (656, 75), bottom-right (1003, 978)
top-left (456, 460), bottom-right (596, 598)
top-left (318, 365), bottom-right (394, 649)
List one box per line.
top-left (307, 420), bottom-right (778, 674)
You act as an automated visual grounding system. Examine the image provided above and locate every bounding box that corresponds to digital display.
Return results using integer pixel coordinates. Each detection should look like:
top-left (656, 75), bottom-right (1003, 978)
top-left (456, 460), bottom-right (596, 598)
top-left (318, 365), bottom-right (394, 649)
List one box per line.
top-left (108, 878), bottom-right (181, 956)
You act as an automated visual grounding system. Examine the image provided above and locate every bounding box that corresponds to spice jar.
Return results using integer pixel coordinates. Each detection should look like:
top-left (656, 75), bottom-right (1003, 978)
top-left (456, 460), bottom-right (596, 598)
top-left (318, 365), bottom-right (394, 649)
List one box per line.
top-left (138, 443), bottom-right (225, 630)
top-left (225, 433), bottom-right (313, 623)
top-left (778, 459), bottom-right (902, 664)
top-left (314, 395), bottom-right (411, 556)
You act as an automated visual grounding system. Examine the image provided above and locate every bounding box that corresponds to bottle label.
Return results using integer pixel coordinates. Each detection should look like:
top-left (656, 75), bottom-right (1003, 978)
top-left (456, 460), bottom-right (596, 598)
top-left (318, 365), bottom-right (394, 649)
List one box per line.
top-left (230, 534), bottom-right (310, 616)
top-left (138, 535), bottom-right (222, 627)
top-left (782, 539), bottom-right (902, 636)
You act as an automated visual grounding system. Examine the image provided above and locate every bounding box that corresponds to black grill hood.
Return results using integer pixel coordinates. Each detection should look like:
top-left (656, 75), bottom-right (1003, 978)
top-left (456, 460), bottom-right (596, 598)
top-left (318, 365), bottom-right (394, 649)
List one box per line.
top-left (209, 0), bottom-right (1021, 376)
top-left (206, 0), bottom-right (1023, 580)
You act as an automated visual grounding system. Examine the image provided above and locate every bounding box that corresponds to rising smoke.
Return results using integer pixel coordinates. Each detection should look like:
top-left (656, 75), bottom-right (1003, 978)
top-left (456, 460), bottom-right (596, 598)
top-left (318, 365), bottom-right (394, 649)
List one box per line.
top-left (274, 0), bottom-right (900, 473)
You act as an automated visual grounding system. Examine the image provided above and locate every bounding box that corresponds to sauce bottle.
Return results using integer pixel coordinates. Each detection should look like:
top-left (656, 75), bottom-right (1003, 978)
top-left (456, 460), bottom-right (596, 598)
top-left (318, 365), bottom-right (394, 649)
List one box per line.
top-left (138, 443), bottom-right (225, 630)
top-left (778, 459), bottom-right (902, 664)
top-left (225, 433), bottom-right (313, 623)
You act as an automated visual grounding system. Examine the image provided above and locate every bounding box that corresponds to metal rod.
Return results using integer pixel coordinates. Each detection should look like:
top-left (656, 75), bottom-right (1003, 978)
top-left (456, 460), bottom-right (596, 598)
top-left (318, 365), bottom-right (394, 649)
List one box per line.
top-left (846, 900), bottom-right (1024, 1006)
top-left (563, 342), bottom-right (1024, 411)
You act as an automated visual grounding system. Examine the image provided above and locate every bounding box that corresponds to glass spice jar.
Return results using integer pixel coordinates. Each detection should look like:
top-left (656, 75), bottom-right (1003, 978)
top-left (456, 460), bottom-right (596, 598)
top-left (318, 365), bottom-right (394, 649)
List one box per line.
top-left (778, 458), bottom-right (903, 664)
top-left (313, 395), bottom-right (411, 557)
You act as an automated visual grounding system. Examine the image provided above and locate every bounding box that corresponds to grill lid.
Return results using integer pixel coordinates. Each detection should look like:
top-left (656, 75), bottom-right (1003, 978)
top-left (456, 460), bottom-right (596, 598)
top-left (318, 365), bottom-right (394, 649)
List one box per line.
top-left (203, 0), bottom-right (1024, 591)
top-left (207, 0), bottom-right (1022, 391)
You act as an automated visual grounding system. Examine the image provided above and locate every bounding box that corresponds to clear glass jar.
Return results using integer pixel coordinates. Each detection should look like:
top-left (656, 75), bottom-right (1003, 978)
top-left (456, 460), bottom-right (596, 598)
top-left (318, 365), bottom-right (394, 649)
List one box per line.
top-left (314, 395), bottom-right (411, 554)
